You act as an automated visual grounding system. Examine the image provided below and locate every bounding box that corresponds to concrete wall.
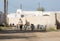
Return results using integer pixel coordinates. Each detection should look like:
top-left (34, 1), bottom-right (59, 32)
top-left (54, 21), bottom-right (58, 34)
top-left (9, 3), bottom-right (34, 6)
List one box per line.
top-left (8, 11), bottom-right (60, 30)
top-left (25, 13), bottom-right (56, 29)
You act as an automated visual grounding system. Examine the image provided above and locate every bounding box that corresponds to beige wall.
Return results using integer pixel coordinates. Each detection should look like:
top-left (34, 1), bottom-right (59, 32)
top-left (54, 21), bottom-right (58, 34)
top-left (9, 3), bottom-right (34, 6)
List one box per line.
top-left (25, 13), bottom-right (56, 29)
top-left (7, 11), bottom-right (60, 30)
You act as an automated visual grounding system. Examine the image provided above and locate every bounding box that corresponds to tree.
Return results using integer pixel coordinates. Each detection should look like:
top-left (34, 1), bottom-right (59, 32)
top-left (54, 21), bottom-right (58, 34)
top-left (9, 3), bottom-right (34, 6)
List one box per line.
top-left (37, 6), bottom-right (45, 11)
top-left (4, 0), bottom-right (8, 26)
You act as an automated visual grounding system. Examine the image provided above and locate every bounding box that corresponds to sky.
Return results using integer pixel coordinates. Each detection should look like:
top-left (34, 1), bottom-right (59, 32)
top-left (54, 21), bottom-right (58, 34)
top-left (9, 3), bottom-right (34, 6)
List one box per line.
top-left (0, 0), bottom-right (60, 13)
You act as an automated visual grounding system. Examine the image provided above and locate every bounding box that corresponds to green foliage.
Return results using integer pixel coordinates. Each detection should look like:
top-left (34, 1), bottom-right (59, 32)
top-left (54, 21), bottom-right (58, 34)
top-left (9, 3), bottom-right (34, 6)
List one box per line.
top-left (37, 7), bottom-right (45, 11)
top-left (0, 27), bottom-right (3, 31)
top-left (48, 27), bottom-right (57, 31)
top-left (0, 26), bottom-right (9, 31)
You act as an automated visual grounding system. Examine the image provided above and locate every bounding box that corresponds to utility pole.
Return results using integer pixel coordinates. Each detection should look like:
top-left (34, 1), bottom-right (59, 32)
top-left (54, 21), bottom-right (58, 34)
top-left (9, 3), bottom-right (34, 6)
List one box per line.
top-left (4, 0), bottom-right (8, 25)
top-left (37, 2), bottom-right (41, 11)
top-left (20, 3), bottom-right (22, 9)
top-left (38, 2), bottom-right (40, 8)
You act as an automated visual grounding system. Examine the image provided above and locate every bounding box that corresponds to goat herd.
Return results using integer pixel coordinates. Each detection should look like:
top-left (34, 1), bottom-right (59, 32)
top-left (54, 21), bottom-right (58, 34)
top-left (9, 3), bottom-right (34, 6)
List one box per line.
top-left (15, 24), bottom-right (47, 31)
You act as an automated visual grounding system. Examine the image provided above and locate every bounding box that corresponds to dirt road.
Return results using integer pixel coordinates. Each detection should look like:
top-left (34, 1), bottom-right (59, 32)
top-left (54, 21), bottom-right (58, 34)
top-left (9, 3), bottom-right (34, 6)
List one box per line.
top-left (0, 31), bottom-right (60, 41)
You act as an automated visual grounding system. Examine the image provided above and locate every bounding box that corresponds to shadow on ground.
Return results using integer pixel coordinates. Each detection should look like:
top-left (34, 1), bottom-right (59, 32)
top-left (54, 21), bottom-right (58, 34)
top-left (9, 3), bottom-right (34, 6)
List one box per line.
top-left (0, 30), bottom-right (39, 39)
top-left (0, 35), bottom-right (36, 39)
top-left (0, 30), bottom-right (46, 34)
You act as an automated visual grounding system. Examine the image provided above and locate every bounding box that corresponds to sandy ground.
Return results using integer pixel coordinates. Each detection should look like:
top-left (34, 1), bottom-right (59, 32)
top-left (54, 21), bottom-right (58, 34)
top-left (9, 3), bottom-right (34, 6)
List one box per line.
top-left (0, 30), bottom-right (60, 41)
